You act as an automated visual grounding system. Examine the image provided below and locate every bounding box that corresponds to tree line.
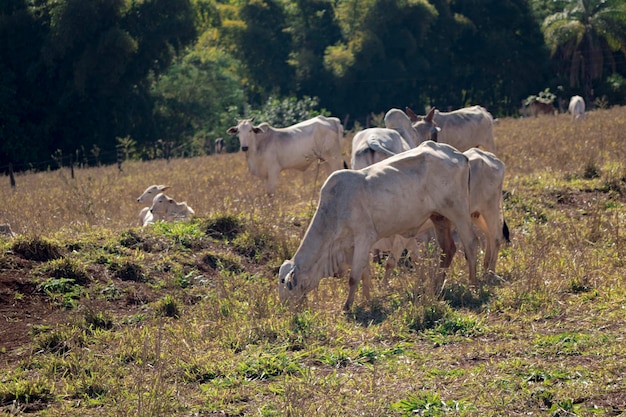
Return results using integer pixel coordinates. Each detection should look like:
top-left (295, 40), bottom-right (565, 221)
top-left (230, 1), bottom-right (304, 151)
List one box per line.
top-left (1, 0), bottom-right (625, 172)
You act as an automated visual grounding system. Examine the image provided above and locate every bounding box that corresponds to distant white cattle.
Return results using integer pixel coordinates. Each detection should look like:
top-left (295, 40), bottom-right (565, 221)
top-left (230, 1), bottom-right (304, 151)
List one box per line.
top-left (278, 141), bottom-right (480, 310)
top-left (149, 193), bottom-right (195, 222)
top-left (406, 105), bottom-right (496, 153)
top-left (226, 115), bottom-right (344, 194)
top-left (351, 108), bottom-right (438, 169)
top-left (568, 95), bottom-right (585, 120)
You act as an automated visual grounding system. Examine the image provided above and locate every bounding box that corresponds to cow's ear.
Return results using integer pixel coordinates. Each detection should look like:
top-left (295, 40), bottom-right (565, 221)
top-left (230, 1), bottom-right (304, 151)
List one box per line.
top-left (425, 107), bottom-right (436, 122)
top-left (285, 268), bottom-right (297, 291)
top-left (226, 127), bottom-right (238, 135)
top-left (405, 107), bottom-right (418, 121)
top-left (253, 126), bottom-right (263, 134)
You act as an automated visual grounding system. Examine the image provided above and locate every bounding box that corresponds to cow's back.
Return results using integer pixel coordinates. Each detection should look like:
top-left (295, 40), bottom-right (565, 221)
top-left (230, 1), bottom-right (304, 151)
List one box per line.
top-left (434, 106), bottom-right (496, 153)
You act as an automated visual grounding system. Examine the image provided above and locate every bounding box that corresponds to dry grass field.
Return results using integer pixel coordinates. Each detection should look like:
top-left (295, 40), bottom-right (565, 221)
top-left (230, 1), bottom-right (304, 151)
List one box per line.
top-left (1, 106), bottom-right (626, 416)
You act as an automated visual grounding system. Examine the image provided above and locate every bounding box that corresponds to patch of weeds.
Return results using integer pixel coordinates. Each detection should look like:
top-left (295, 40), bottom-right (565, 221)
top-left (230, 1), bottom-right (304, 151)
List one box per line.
top-left (237, 351), bottom-right (301, 380)
top-left (204, 215), bottom-right (244, 240)
top-left (0, 378), bottom-right (53, 407)
top-left (199, 251), bottom-right (242, 273)
top-left (179, 362), bottom-right (224, 383)
top-left (11, 236), bottom-right (63, 262)
top-left (119, 230), bottom-right (142, 248)
top-left (43, 257), bottom-right (90, 285)
top-left (405, 302), bottom-right (449, 333)
top-left (392, 392), bottom-right (473, 416)
top-left (152, 221), bottom-right (204, 248)
top-left (440, 282), bottom-right (490, 309)
top-left (155, 295), bottom-right (180, 318)
top-left (233, 230), bottom-right (278, 262)
top-left (110, 260), bottom-right (144, 282)
top-left (38, 277), bottom-right (82, 309)
top-left (317, 346), bottom-right (379, 368)
top-left (84, 309), bottom-right (114, 331)
top-left (101, 283), bottom-right (121, 301)
top-left (582, 161), bottom-right (601, 180)
top-left (533, 332), bottom-right (589, 356)
top-left (32, 328), bottom-right (71, 355)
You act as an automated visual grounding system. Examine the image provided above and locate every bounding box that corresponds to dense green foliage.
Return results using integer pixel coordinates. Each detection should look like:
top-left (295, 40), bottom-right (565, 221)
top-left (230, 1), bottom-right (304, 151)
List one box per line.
top-left (1, 0), bottom-right (625, 172)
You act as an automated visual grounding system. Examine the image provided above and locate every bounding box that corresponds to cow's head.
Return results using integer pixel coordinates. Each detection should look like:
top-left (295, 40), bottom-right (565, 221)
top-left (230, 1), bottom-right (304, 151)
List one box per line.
top-left (278, 260), bottom-right (306, 304)
top-left (137, 184), bottom-right (169, 203)
top-left (411, 107), bottom-right (441, 143)
top-left (226, 118), bottom-right (261, 152)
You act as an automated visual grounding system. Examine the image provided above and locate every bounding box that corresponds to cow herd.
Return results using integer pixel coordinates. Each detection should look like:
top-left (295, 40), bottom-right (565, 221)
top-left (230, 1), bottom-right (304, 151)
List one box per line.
top-left (139, 95), bottom-right (585, 310)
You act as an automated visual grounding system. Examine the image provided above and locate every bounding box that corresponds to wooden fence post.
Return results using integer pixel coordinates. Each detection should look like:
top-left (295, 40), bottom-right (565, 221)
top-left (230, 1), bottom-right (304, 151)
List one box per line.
top-left (9, 163), bottom-right (16, 188)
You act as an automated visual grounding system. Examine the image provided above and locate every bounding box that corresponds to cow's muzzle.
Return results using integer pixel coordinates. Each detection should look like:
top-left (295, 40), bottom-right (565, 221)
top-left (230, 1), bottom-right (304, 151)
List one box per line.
top-left (241, 146), bottom-right (249, 152)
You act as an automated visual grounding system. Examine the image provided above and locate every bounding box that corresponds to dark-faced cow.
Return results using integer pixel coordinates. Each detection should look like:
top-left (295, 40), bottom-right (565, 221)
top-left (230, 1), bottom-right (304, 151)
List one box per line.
top-left (568, 95), bottom-right (585, 120)
top-left (278, 141), bottom-right (480, 310)
top-left (406, 105), bottom-right (496, 153)
top-left (227, 116), bottom-right (344, 194)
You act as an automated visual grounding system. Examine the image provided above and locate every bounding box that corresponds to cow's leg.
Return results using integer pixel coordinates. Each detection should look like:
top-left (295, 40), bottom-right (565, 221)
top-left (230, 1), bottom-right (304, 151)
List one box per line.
top-left (430, 214), bottom-right (456, 268)
top-left (266, 167), bottom-right (281, 194)
top-left (452, 217), bottom-right (480, 287)
top-left (344, 245), bottom-right (371, 311)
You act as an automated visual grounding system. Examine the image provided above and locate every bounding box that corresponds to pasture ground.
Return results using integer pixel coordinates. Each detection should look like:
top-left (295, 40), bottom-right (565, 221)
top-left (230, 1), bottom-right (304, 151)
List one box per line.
top-left (1, 107), bottom-right (626, 416)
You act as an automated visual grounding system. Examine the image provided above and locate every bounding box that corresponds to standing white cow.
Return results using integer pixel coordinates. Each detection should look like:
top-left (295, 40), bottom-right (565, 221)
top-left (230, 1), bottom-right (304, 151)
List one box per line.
top-left (371, 150), bottom-right (509, 282)
top-left (278, 141), bottom-right (480, 310)
top-left (568, 95), bottom-right (585, 120)
top-left (226, 115), bottom-right (344, 194)
top-left (406, 105), bottom-right (496, 153)
top-left (351, 108), bottom-right (439, 170)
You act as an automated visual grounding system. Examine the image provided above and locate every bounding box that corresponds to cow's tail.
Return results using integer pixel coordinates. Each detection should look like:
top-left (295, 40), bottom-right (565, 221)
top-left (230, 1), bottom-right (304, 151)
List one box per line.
top-left (501, 190), bottom-right (511, 244)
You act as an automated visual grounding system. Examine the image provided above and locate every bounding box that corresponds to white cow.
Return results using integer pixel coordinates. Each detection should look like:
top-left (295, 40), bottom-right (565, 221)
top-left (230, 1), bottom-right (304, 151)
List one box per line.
top-left (351, 108), bottom-right (438, 170)
top-left (378, 149), bottom-right (509, 280)
top-left (226, 115), bottom-right (344, 194)
top-left (149, 193), bottom-right (195, 222)
top-left (215, 137), bottom-right (225, 154)
top-left (406, 105), bottom-right (496, 153)
top-left (136, 185), bottom-right (169, 226)
top-left (568, 95), bottom-right (585, 120)
top-left (137, 184), bottom-right (169, 203)
top-left (278, 141), bottom-right (480, 310)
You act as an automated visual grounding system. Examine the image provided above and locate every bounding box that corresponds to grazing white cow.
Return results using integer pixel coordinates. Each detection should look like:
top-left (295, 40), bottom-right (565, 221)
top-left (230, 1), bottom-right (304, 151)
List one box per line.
top-left (278, 141), bottom-right (480, 310)
top-left (351, 108), bottom-right (439, 170)
top-left (226, 115), bottom-right (344, 194)
top-left (406, 105), bottom-right (496, 153)
top-left (568, 95), bottom-right (585, 120)
top-left (378, 149), bottom-right (510, 280)
top-left (149, 193), bottom-right (195, 222)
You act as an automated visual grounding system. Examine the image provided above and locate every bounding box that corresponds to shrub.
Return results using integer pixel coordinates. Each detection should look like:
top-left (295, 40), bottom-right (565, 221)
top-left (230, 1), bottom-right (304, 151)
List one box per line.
top-left (11, 236), bottom-right (63, 262)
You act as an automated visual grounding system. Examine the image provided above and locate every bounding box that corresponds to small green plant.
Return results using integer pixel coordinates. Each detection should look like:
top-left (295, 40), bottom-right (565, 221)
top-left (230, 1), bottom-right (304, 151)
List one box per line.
top-left (39, 277), bottom-right (82, 309)
top-left (155, 295), bottom-right (180, 318)
top-left (110, 260), bottom-right (144, 282)
top-left (43, 257), bottom-right (90, 285)
top-left (392, 392), bottom-right (472, 416)
top-left (0, 378), bottom-right (53, 406)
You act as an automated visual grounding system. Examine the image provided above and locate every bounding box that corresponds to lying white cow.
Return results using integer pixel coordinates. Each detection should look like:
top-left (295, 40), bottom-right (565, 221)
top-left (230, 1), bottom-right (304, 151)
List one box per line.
top-left (226, 115), bottom-right (344, 194)
top-left (568, 95), bottom-right (585, 120)
top-left (278, 141), bottom-right (480, 310)
top-left (136, 185), bottom-right (170, 226)
top-left (149, 193), bottom-right (195, 222)
top-left (406, 105), bottom-right (496, 153)
top-left (351, 108), bottom-right (439, 169)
